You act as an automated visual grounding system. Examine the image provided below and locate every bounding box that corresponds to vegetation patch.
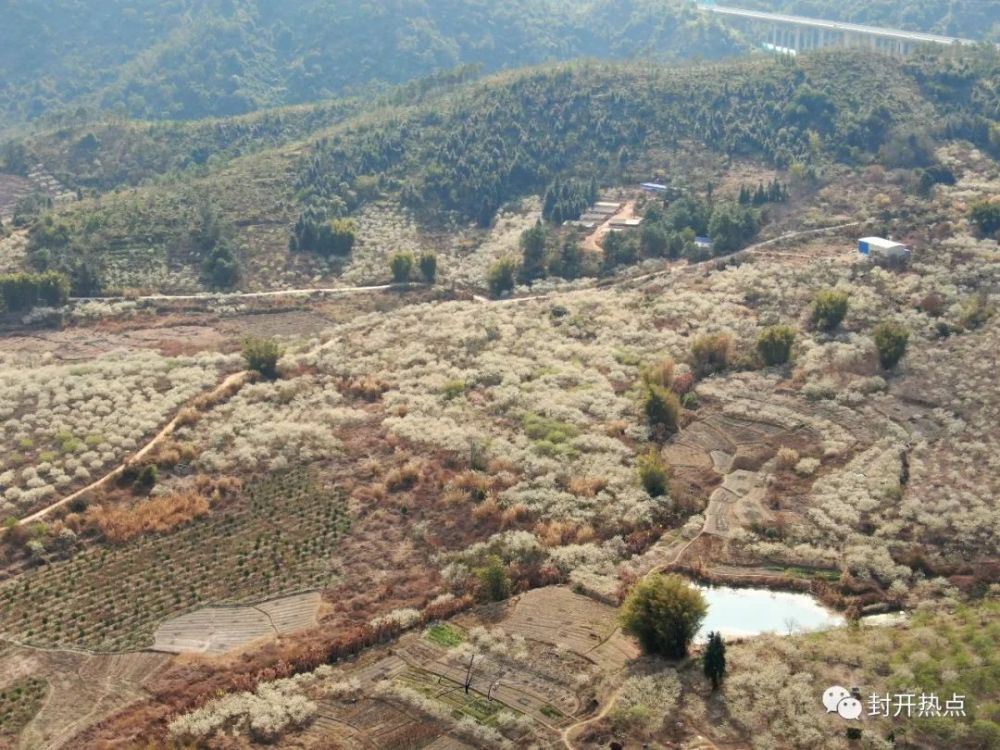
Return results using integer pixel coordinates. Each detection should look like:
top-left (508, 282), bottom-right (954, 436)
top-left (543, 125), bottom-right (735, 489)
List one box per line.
top-left (0, 677), bottom-right (47, 743)
top-left (522, 412), bottom-right (580, 457)
top-left (425, 623), bottom-right (464, 648)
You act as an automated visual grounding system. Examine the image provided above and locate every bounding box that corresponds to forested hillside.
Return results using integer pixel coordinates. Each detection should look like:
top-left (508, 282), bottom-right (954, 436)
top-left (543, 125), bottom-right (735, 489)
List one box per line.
top-left (0, 0), bottom-right (745, 127)
top-left (18, 46), bottom-right (999, 297)
top-left (745, 1), bottom-right (1000, 40)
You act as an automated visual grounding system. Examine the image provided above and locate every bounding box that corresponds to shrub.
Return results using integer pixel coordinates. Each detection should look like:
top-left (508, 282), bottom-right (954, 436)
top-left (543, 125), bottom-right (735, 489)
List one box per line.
top-left (690, 334), bottom-right (731, 378)
top-left (442, 379), bottom-right (466, 399)
top-left (418, 252), bottom-right (438, 283)
top-left (641, 357), bottom-right (674, 390)
top-left (0, 271), bottom-right (71, 312)
top-left (637, 450), bottom-right (670, 497)
top-left (872, 322), bottom-right (909, 370)
top-left (390, 251), bottom-right (415, 282)
top-left (756, 325), bottom-right (796, 366)
top-left (523, 413), bottom-right (579, 456)
top-left (969, 200), bottom-right (1000, 237)
top-left (288, 209), bottom-right (357, 257)
top-left (620, 574), bottom-right (707, 659)
top-left (643, 384), bottom-right (681, 437)
top-left (795, 457), bottom-right (820, 476)
top-left (671, 371), bottom-right (694, 395)
top-left (918, 291), bottom-right (945, 317)
top-left (476, 555), bottom-right (512, 601)
top-left (133, 464), bottom-right (158, 491)
top-left (242, 337), bottom-right (284, 379)
top-left (487, 257), bottom-right (518, 297)
top-left (811, 289), bottom-right (849, 331)
top-left (775, 447), bottom-right (799, 470)
top-left (959, 296), bottom-right (994, 330)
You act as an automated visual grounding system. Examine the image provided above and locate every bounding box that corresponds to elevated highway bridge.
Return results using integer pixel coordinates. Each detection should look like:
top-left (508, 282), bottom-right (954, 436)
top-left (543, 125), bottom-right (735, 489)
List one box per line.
top-left (699, 3), bottom-right (978, 55)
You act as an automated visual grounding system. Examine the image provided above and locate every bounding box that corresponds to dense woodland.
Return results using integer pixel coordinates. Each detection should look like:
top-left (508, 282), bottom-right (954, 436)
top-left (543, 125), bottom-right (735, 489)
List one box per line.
top-left (14, 46), bottom-right (1000, 296)
top-left (296, 50), bottom-right (1000, 225)
top-left (0, 0), bottom-right (745, 127)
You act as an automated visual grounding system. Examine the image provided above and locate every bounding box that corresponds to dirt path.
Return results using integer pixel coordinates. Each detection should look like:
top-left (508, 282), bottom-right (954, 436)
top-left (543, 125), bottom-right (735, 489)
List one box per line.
top-left (559, 531), bottom-right (704, 749)
top-left (73, 222), bottom-right (861, 309)
top-left (15, 370), bottom-right (251, 526)
top-left (72, 282), bottom-right (401, 304)
top-left (560, 682), bottom-right (625, 749)
top-left (474, 221), bottom-right (862, 307)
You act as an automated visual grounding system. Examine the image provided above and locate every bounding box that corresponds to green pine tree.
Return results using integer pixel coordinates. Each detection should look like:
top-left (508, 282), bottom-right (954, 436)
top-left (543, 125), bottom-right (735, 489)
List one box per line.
top-left (703, 630), bottom-right (727, 690)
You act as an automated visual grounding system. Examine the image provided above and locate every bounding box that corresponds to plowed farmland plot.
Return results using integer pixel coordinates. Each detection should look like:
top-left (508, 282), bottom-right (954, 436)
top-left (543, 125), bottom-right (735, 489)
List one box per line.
top-left (0, 468), bottom-right (347, 651)
top-left (152, 591), bottom-right (321, 654)
top-left (309, 694), bottom-right (449, 750)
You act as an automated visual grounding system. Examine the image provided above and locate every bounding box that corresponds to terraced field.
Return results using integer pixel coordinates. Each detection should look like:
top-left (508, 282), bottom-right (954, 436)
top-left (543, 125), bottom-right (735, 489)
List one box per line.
top-left (0, 469), bottom-right (347, 651)
top-left (151, 591), bottom-right (322, 655)
top-left (296, 585), bottom-right (629, 748)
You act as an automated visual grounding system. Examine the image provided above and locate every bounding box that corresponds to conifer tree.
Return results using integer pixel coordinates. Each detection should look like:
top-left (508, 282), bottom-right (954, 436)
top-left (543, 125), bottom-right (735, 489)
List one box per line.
top-left (703, 630), bottom-right (727, 690)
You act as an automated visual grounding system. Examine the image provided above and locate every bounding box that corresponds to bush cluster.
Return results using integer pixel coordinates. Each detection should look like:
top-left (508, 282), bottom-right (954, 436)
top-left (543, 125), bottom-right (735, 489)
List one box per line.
top-left (811, 289), bottom-right (849, 331)
top-left (0, 271), bottom-right (70, 312)
top-left (756, 325), bottom-right (796, 366)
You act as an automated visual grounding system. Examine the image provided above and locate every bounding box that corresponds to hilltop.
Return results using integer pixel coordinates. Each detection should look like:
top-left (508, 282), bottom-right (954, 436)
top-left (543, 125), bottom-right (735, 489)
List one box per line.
top-left (0, 0), bottom-right (745, 128)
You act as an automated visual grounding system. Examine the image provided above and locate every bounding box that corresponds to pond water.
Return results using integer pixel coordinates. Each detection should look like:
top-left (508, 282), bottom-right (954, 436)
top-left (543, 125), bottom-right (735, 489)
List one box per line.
top-left (695, 585), bottom-right (845, 641)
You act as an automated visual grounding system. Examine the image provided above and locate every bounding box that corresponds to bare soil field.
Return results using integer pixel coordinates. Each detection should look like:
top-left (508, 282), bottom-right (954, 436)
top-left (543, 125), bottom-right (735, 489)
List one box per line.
top-left (152, 591), bottom-right (321, 655)
top-left (0, 324), bottom-right (226, 362)
top-left (0, 647), bottom-right (168, 750)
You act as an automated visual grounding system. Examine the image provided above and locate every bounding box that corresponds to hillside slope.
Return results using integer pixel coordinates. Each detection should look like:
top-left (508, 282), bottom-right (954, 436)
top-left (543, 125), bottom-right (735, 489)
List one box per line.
top-left (0, 0), bottom-right (746, 127)
top-left (15, 48), bottom-right (999, 295)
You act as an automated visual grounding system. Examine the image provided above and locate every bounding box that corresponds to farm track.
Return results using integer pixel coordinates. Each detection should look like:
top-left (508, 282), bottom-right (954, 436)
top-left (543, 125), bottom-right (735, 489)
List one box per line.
top-left (70, 221), bottom-right (861, 308)
top-left (560, 531), bottom-right (704, 749)
top-left (14, 369), bottom-right (252, 526)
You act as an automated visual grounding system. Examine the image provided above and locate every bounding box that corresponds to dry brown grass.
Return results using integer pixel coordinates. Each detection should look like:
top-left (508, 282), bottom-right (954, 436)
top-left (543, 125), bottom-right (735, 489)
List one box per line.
top-left (85, 493), bottom-right (210, 543)
top-left (341, 374), bottom-right (391, 401)
top-left (191, 375), bottom-right (246, 411)
top-left (472, 497), bottom-right (502, 522)
top-left (174, 406), bottom-right (201, 427)
top-left (567, 476), bottom-right (608, 497)
top-left (534, 519), bottom-right (589, 547)
top-left (146, 438), bottom-right (199, 468)
top-left (384, 462), bottom-right (422, 492)
top-left (499, 502), bottom-right (532, 529)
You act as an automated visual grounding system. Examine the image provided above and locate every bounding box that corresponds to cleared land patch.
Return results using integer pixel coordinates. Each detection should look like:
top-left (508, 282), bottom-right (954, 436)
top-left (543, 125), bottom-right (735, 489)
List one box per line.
top-left (151, 591), bottom-right (321, 654)
top-left (0, 648), bottom-right (167, 750)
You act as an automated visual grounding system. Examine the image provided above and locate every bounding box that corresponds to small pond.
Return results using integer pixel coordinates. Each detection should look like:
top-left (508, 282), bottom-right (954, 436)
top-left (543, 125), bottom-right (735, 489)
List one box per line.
top-left (695, 585), bottom-right (845, 641)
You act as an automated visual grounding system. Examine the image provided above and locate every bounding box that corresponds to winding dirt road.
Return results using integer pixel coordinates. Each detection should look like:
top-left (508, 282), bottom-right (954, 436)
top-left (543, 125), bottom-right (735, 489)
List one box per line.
top-left (72, 221), bottom-right (860, 309)
top-left (559, 531), bottom-right (706, 749)
top-left (15, 370), bottom-right (251, 526)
